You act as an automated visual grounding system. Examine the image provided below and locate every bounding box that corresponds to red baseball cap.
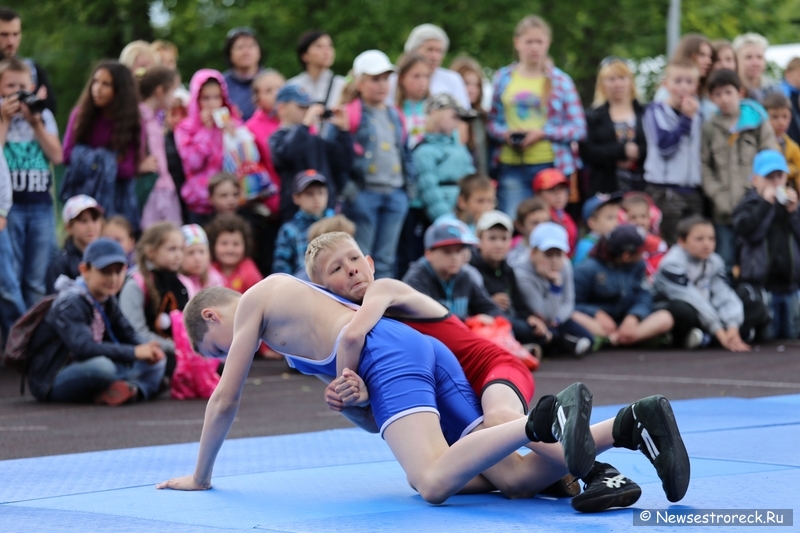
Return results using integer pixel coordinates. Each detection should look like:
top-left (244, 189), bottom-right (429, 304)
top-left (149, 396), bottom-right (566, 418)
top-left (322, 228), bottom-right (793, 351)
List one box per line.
top-left (532, 168), bottom-right (570, 193)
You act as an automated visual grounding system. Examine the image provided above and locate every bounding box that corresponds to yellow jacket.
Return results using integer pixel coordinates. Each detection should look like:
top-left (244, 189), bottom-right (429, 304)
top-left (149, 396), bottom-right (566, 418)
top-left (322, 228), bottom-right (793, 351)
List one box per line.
top-left (781, 133), bottom-right (800, 190)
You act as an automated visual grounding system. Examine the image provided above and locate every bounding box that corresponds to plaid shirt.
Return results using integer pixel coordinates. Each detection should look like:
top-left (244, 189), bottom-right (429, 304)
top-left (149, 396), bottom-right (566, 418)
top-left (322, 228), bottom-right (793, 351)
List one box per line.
top-left (272, 209), bottom-right (334, 275)
top-left (488, 63), bottom-right (586, 176)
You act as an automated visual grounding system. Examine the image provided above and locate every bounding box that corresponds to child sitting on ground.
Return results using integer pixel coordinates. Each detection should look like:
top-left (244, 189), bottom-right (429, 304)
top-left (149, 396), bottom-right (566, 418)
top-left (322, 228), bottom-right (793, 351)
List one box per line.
top-left (273, 170), bottom-right (334, 275)
top-left (532, 169), bottom-right (578, 254)
top-left (572, 192), bottom-right (622, 266)
top-left (27, 238), bottom-right (166, 405)
top-left (206, 213), bottom-right (262, 294)
top-left (179, 224), bottom-right (225, 299)
top-left (763, 92), bottom-right (800, 190)
top-left (434, 173), bottom-right (497, 241)
top-left (622, 194), bottom-right (667, 279)
top-left (102, 215), bottom-right (136, 267)
top-left (46, 195), bottom-right (103, 293)
top-left (733, 150), bottom-right (800, 339)
top-left (508, 197), bottom-right (551, 267)
top-left (654, 215), bottom-right (770, 351)
top-left (574, 224), bottom-right (675, 347)
top-left (512, 222), bottom-right (595, 356)
top-left (403, 219), bottom-right (503, 322)
top-left (119, 222), bottom-right (189, 378)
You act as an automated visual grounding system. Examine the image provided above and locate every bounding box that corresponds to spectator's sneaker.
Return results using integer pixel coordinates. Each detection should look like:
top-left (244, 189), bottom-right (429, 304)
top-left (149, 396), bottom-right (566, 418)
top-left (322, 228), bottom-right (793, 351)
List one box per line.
top-left (742, 327), bottom-right (756, 344)
top-left (94, 381), bottom-right (138, 406)
top-left (684, 328), bottom-right (704, 349)
top-left (561, 334), bottom-right (592, 357)
top-left (539, 474), bottom-right (581, 498)
top-left (571, 462), bottom-right (642, 513)
top-left (613, 395), bottom-right (690, 502)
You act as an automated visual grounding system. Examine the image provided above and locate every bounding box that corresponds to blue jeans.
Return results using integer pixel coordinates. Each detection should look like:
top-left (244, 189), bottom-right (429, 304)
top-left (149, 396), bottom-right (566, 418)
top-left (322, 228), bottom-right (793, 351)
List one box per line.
top-left (7, 203), bottom-right (56, 308)
top-left (344, 188), bottom-right (409, 279)
top-left (0, 228), bottom-right (26, 343)
top-left (498, 163), bottom-right (553, 217)
top-left (767, 291), bottom-right (800, 340)
top-left (713, 223), bottom-right (736, 278)
top-left (48, 356), bottom-right (167, 403)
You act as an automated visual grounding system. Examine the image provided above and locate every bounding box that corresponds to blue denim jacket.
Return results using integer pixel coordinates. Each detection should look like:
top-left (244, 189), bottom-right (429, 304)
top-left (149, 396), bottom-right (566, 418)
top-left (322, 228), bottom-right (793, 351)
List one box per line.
top-left (574, 257), bottom-right (651, 321)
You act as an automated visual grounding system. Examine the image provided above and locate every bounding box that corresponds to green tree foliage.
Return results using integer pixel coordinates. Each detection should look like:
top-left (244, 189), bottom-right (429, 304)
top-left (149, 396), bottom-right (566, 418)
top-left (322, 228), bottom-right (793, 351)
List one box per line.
top-left (7, 0), bottom-right (800, 130)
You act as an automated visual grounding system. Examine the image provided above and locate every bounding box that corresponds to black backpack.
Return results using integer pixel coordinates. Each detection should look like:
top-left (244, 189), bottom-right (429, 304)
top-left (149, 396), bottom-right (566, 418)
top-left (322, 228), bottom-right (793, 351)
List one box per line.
top-left (2, 295), bottom-right (56, 393)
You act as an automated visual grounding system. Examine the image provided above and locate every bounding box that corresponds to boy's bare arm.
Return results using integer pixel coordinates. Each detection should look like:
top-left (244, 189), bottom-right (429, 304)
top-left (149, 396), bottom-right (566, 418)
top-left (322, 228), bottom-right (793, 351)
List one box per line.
top-left (157, 291), bottom-right (264, 491)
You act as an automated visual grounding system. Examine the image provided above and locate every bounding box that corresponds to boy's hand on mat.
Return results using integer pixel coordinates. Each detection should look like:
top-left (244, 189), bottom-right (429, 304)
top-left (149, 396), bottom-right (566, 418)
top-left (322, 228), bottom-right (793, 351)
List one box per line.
top-left (156, 475), bottom-right (211, 491)
top-left (335, 368), bottom-right (370, 408)
top-left (594, 311), bottom-right (617, 336)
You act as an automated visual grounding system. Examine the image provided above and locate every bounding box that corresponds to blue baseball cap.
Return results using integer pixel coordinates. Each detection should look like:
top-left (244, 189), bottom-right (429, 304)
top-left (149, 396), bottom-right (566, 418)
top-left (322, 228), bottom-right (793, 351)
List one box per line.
top-left (753, 149), bottom-right (789, 177)
top-left (424, 219), bottom-right (477, 250)
top-left (607, 224), bottom-right (646, 256)
top-left (530, 222), bottom-right (570, 253)
top-left (83, 238), bottom-right (128, 269)
top-left (582, 192), bottom-right (623, 221)
top-left (276, 84), bottom-right (312, 106)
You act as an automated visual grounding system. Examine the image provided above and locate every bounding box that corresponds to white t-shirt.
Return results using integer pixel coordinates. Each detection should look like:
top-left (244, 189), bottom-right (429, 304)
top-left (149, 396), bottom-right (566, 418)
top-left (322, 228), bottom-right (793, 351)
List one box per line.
top-left (388, 67), bottom-right (470, 108)
top-left (287, 70), bottom-right (347, 108)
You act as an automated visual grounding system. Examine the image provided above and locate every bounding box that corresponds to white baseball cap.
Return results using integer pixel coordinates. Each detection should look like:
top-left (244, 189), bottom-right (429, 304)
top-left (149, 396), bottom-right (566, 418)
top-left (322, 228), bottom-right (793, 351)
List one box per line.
top-left (353, 50), bottom-right (396, 77)
top-left (476, 210), bottom-right (513, 234)
top-left (530, 222), bottom-right (570, 253)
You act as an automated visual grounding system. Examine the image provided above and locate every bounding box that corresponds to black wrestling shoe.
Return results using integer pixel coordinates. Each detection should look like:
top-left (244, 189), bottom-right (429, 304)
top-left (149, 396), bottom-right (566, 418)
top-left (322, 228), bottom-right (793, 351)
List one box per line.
top-left (613, 395), bottom-right (690, 502)
top-left (526, 382), bottom-right (596, 479)
top-left (571, 461), bottom-right (642, 513)
top-left (539, 474), bottom-right (581, 498)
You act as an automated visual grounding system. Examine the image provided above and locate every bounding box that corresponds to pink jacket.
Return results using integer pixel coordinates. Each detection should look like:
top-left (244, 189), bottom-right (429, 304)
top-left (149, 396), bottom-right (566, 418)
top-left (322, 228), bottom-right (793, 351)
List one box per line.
top-left (178, 265), bottom-right (226, 299)
top-left (245, 108), bottom-right (281, 215)
top-left (175, 69), bottom-right (242, 215)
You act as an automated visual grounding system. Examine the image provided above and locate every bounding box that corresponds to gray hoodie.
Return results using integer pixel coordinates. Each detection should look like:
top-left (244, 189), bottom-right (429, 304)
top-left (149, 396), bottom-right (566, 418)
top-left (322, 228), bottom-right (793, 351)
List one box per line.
top-left (654, 245), bottom-right (743, 333)
top-left (512, 258), bottom-right (575, 325)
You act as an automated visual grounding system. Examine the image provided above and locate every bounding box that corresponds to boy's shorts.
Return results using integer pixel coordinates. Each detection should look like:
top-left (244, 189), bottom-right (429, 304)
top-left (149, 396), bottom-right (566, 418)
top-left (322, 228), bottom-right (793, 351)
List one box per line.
top-left (359, 317), bottom-right (483, 445)
top-left (401, 315), bottom-right (535, 411)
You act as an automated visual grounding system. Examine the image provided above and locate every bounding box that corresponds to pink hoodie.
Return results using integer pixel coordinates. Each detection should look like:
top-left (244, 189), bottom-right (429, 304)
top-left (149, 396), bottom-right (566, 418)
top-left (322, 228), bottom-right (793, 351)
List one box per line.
top-left (175, 69), bottom-right (242, 215)
top-left (245, 108), bottom-right (282, 215)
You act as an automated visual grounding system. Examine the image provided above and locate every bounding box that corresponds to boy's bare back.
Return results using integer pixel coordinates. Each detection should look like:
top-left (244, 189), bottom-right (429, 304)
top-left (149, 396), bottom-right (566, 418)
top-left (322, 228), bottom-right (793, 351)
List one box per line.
top-left (240, 275), bottom-right (356, 362)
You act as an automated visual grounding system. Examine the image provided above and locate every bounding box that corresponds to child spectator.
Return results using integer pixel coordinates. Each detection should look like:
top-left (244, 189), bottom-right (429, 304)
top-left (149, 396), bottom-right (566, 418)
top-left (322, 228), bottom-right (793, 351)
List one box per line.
top-left (574, 224), bottom-right (675, 346)
top-left (434, 173), bottom-right (496, 240)
top-left (712, 40), bottom-right (738, 74)
top-left (396, 53), bottom-right (432, 149)
top-left (273, 170), bottom-right (334, 275)
top-left (0, 58), bottom-right (63, 311)
top-left (270, 84), bottom-right (351, 221)
top-left (165, 87), bottom-right (190, 221)
top-left (415, 94), bottom-right (477, 222)
top-left (206, 213), bottom-right (261, 294)
top-left (178, 224), bottom-right (225, 299)
top-left (208, 172), bottom-right (240, 216)
top-left (622, 194), bottom-right (667, 279)
top-left (733, 150), bottom-right (800, 339)
top-left (763, 92), bottom-right (800, 190)
top-left (654, 216), bottom-right (770, 351)
top-left (450, 56), bottom-right (490, 175)
top-left (532, 168), bottom-right (578, 253)
top-left (469, 210), bottom-right (541, 346)
top-left (776, 57), bottom-right (800, 145)
top-left (643, 60), bottom-right (704, 246)
top-left (341, 50), bottom-right (412, 279)
top-left (508, 197), bottom-right (551, 267)
top-left (572, 192), bottom-right (622, 266)
top-left (175, 69), bottom-right (242, 223)
top-left (702, 68), bottom-right (777, 272)
top-left (138, 66), bottom-right (182, 228)
top-left (119, 222), bottom-right (188, 377)
top-left (62, 61), bottom-right (150, 229)
top-left (27, 238), bottom-right (166, 405)
top-left (151, 40), bottom-right (178, 72)
top-left (245, 69), bottom-right (285, 191)
top-left (102, 215), bottom-right (136, 266)
top-left (512, 222), bottom-right (594, 356)
top-left (402, 219), bottom-right (502, 322)
top-left (46, 195), bottom-right (103, 293)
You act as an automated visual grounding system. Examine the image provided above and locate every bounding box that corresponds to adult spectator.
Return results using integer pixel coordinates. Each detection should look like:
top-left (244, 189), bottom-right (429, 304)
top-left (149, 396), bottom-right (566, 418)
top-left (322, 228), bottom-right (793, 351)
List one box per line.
top-left (0, 7), bottom-right (56, 113)
top-left (119, 40), bottom-right (160, 74)
top-left (287, 31), bottom-right (346, 109)
top-left (487, 15), bottom-right (586, 217)
top-left (151, 40), bottom-right (178, 71)
top-left (580, 57), bottom-right (646, 194)
top-left (389, 24), bottom-right (469, 108)
top-left (223, 27), bottom-right (264, 120)
top-left (732, 33), bottom-right (770, 102)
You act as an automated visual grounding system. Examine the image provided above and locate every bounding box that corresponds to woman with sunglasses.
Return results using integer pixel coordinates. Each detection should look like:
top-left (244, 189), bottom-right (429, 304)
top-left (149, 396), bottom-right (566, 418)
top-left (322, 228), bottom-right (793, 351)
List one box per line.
top-left (580, 57), bottom-right (647, 194)
top-left (223, 27), bottom-right (264, 120)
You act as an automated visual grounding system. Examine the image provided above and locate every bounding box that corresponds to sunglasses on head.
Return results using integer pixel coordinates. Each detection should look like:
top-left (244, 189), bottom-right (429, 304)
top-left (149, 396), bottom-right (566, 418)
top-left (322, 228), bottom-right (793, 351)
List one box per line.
top-left (599, 56), bottom-right (627, 69)
top-left (226, 27), bottom-right (255, 40)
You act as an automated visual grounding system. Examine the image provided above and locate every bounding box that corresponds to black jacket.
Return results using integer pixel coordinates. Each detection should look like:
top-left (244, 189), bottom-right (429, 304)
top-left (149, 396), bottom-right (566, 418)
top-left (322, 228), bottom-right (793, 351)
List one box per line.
top-left (469, 253), bottom-right (533, 319)
top-left (45, 239), bottom-right (83, 294)
top-left (579, 101), bottom-right (647, 194)
top-left (27, 280), bottom-right (143, 401)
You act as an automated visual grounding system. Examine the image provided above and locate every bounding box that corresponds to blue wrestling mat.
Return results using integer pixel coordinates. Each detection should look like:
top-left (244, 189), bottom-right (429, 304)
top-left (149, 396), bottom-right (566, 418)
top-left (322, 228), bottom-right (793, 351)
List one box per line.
top-left (2, 395), bottom-right (798, 532)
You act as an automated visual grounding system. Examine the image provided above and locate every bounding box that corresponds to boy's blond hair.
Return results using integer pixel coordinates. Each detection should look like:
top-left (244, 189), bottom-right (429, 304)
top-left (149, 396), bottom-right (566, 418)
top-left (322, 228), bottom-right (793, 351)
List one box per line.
top-left (664, 59), bottom-right (700, 80)
top-left (0, 57), bottom-right (30, 85)
top-left (305, 231), bottom-right (359, 283)
top-left (183, 286), bottom-right (241, 352)
top-left (307, 214), bottom-right (356, 242)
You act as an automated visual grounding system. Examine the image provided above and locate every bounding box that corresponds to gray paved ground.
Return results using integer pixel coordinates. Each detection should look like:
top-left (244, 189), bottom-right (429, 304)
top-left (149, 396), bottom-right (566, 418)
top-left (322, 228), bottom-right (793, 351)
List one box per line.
top-left (2, 344), bottom-right (799, 460)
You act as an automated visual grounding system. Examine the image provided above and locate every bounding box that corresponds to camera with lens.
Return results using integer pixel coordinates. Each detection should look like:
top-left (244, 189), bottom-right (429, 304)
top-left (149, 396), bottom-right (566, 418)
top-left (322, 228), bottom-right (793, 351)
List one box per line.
top-left (319, 108), bottom-right (334, 120)
top-left (509, 132), bottom-right (526, 147)
top-left (15, 91), bottom-right (47, 115)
